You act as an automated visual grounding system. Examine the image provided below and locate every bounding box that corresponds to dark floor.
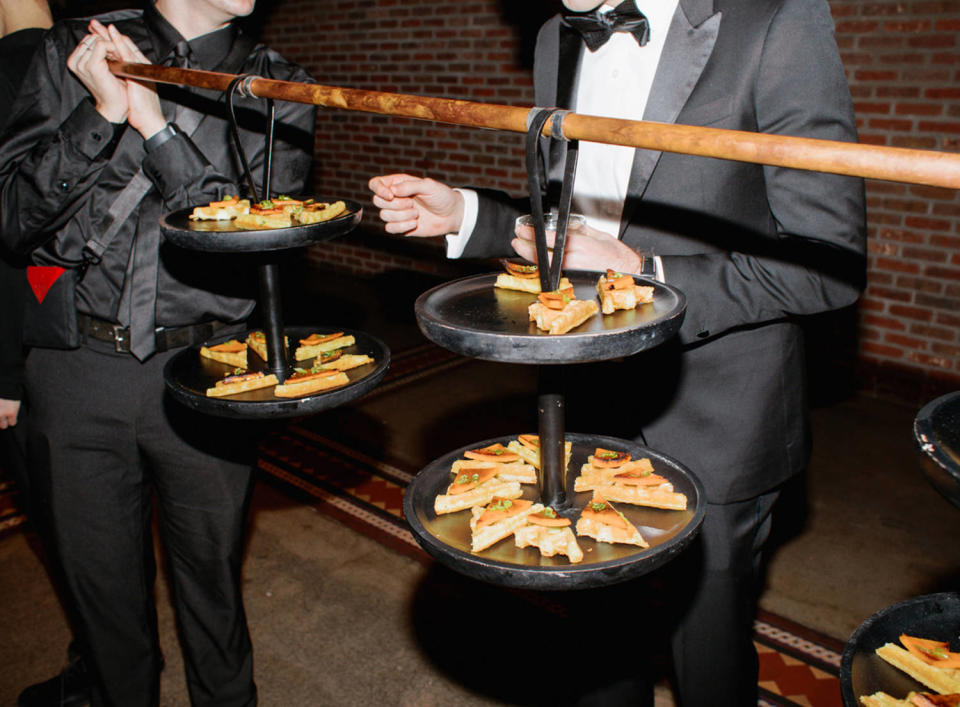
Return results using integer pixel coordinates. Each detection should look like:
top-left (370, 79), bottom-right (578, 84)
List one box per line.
top-left (0, 265), bottom-right (957, 706)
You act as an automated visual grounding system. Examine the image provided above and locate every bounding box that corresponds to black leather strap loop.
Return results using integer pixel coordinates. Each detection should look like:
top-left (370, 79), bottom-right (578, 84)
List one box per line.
top-left (525, 107), bottom-right (580, 292)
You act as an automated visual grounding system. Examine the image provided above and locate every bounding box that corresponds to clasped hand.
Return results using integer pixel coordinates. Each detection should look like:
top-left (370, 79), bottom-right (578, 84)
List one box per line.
top-left (66, 19), bottom-right (167, 139)
top-left (368, 173), bottom-right (643, 274)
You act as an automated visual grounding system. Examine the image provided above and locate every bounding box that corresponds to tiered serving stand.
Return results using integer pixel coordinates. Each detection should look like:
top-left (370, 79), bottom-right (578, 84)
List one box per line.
top-left (402, 109), bottom-right (705, 591)
top-left (159, 80), bottom-right (389, 419)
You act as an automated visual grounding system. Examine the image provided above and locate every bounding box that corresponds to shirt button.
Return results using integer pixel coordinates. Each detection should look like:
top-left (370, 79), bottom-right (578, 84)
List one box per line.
top-left (612, 69), bottom-right (620, 78)
top-left (58, 181), bottom-right (69, 191)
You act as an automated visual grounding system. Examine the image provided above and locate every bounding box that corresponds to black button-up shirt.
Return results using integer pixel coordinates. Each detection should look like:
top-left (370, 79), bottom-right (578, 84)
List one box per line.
top-left (0, 5), bottom-right (316, 330)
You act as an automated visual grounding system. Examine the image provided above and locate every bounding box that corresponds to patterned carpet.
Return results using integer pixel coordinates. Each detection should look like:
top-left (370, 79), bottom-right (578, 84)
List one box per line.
top-left (0, 340), bottom-right (848, 704)
top-left (256, 341), bottom-right (848, 707)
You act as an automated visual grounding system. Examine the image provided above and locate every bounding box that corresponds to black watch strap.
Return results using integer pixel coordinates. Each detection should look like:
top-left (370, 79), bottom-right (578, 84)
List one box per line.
top-left (144, 122), bottom-right (178, 153)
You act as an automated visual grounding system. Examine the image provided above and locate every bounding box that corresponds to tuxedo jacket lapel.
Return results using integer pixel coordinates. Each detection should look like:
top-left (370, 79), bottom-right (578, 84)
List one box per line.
top-left (620, 0), bottom-right (721, 236)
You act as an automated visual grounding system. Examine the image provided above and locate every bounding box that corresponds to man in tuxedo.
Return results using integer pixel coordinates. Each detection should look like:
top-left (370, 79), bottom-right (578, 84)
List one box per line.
top-left (370, 0), bottom-right (865, 703)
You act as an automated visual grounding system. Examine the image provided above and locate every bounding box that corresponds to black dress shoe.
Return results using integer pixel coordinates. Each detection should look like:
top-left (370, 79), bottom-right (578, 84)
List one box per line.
top-left (17, 654), bottom-right (92, 707)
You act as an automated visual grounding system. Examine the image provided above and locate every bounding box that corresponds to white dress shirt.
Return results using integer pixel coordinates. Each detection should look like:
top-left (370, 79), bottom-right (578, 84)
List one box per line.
top-left (447, 0), bottom-right (679, 278)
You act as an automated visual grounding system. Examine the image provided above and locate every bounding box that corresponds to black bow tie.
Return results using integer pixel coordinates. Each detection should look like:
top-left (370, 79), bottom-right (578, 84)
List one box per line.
top-left (562, 1), bottom-right (651, 52)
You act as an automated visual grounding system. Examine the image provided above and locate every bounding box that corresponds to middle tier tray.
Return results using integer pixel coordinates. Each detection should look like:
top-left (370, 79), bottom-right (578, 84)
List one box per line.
top-left (404, 432), bottom-right (705, 591)
top-left (160, 198), bottom-right (363, 252)
top-left (163, 325), bottom-right (390, 419)
top-left (415, 270), bottom-right (686, 364)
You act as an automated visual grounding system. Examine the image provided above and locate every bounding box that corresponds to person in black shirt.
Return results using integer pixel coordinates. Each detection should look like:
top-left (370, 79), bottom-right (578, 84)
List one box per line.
top-left (0, 1), bottom-right (316, 705)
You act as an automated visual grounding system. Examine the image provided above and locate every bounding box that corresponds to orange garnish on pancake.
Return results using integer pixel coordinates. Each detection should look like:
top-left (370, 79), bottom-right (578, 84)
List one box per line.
top-left (537, 287), bottom-right (576, 310)
top-left (448, 466), bottom-right (499, 494)
top-left (503, 260), bottom-right (539, 279)
top-left (286, 369), bottom-right (342, 383)
top-left (527, 507), bottom-right (570, 527)
top-left (613, 471), bottom-right (668, 486)
top-left (300, 332), bottom-right (345, 346)
top-left (209, 196), bottom-right (241, 208)
top-left (474, 498), bottom-right (533, 528)
top-left (209, 339), bottom-right (245, 352)
top-left (464, 443), bottom-right (519, 463)
top-left (901, 634), bottom-right (960, 669)
top-left (592, 448), bottom-right (631, 468)
top-left (517, 434), bottom-right (539, 449)
top-left (581, 497), bottom-right (629, 530)
top-left (603, 269), bottom-right (635, 290)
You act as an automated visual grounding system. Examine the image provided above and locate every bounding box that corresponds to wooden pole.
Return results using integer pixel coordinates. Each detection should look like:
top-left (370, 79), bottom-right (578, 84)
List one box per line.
top-left (110, 61), bottom-right (960, 189)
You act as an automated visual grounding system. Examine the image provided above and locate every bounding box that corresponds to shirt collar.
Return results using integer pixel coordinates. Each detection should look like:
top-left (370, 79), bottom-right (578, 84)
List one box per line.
top-left (143, 2), bottom-right (237, 69)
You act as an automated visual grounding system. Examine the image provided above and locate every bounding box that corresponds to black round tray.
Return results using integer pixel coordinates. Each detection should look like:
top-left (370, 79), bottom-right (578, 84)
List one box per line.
top-left (414, 271), bottom-right (686, 364)
top-left (159, 198), bottom-right (362, 252)
top-left (840, 592), bottom-right (960, 705)
top-left (914, 391), bottom-right (960, 510)
top-left (403, 432), bottom-right (705, 591)
top-left (163, 325), bottom-right (390, 419)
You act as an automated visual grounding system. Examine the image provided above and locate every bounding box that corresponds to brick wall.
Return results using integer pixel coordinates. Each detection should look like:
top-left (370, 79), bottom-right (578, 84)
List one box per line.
top-left (60, 0), bottom-right (960, 400)
top-left (258, 0), bottom-right (960, 400)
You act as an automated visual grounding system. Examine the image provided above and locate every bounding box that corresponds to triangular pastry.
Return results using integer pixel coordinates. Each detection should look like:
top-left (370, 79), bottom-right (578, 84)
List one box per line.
top-left (575, 496), bottom-right (648, 548)
top-left (514, 507), bottom-right (583, 563)
top-left (469, 497), bottom-right (542, 552)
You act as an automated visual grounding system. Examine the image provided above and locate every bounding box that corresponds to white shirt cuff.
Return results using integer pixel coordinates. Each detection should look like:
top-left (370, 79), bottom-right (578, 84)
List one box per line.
top-left (445, 188), bottom-right (478, 259)
top-left (654, 255), bottom-right (665, 283)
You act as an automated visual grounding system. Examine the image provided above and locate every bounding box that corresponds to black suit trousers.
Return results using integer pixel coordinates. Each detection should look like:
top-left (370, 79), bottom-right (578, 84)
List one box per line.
top-left (25, 340), bottom-right (258, 707)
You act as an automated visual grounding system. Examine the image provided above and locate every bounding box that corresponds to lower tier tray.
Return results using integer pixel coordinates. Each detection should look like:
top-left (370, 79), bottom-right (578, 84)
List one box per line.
top-left (415, 270), bottom-right (686, 364)
top-left (163, 325), bottom-right (390, 419)
top-left (840, 592), bottom-right (960, 706)
top-left (403, 432), bottom-right (705, 591)
top-left (914, 391), bottom-right (960, 509)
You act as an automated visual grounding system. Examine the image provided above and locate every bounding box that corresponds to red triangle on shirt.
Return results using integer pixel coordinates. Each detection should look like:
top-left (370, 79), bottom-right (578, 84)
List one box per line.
top-left (26, 265), bottom-right (67, 303)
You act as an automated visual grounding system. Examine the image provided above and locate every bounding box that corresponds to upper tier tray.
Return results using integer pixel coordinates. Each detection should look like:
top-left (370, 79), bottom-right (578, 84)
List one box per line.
top-left (404, 432), bottom-right (705, 591)
top-left (914, 391), bottom-right (960, 510)
top-left (415, 270), bottom-right (686, 364)
top-left (160, 198), bottom-right (362, 252)
top-left (163, 325), bottom-right (390, 419)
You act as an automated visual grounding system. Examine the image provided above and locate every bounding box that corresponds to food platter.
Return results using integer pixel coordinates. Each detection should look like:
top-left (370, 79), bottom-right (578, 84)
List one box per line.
top-left (914, 391), bottom-right (960, 510)
top-left (840, 592), bottom-right (960, 706)
top-left (163, 325), bottom-right (390, 419)
top-left (403, 432), bottom-right (705, 591)
top-left (160, 198), bottom-right (363, 252)
top-left (414, 270), bottom-right (686, 364)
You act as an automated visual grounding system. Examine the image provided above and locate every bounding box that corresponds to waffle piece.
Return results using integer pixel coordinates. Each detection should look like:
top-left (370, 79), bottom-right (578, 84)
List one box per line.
top-left (315, 353), bottom-right (373, 372)
top-left (506, 434), bottom-right (572, 470)
top-left (189, 196), bottom-right (250, 221)
top-left (294, 200), bottom-right (347, 224)
top-left (573, 449), bottom-right (687, 510)
top-left (861, 692), bottom-right (960, 707)
top-left (246, 331), bottom-right (289, 361)
top-left (528, 287), bottom-right (599, 335)
top-left (514, 507), bottom-right (584, 563)
top-left (434, 470), bottom-right (523, 515)
top-left (469, 498), bottom-right (541, 552)
top-left (295, 332), bottom-right (356, 361)
top-left (575, 496), bottom-right (648, 548)
top-left (206, 371), bottom-right (278, 397)
top-left (495, 259), bottom-right (572, 294)
top-left (876, 637), bottom-right (960, 694)
top-left (273, 369), bottom-right (349, 398)
top-left (596, 269), bottom-right (654, 314)
top-left (450, 459), bottom-right (537, 485)
top-left (199, 339), bottom-right (247, 368)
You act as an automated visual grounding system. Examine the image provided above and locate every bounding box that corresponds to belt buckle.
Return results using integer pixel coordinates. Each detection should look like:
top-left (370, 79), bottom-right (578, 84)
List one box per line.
top-left (111, 324), bottom-right (131, 353)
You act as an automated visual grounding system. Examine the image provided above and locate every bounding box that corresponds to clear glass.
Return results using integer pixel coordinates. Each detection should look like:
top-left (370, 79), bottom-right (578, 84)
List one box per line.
top-left (516, 212), bottom-right (587, 235)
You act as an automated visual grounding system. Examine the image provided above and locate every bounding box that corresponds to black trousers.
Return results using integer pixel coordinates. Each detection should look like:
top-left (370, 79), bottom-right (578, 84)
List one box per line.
top-left (25, 340), bottom-right (258, 707)
top-left (665, 490), bottom-right (780, 707)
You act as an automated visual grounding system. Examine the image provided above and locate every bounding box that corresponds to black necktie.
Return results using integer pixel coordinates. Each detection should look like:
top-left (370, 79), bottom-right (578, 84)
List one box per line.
top-left (562, 1), bottom-right (651, 52)
top-left (122, 41), bottom-right (193, 360)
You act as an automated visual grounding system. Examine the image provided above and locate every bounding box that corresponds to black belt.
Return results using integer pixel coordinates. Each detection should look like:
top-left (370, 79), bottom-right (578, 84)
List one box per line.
top-left (78, 314), bottom-right (230, 354)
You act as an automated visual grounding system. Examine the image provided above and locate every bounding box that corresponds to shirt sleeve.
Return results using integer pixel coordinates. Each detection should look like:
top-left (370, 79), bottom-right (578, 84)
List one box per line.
top-left (445, 188), bottom-right (479, 258)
